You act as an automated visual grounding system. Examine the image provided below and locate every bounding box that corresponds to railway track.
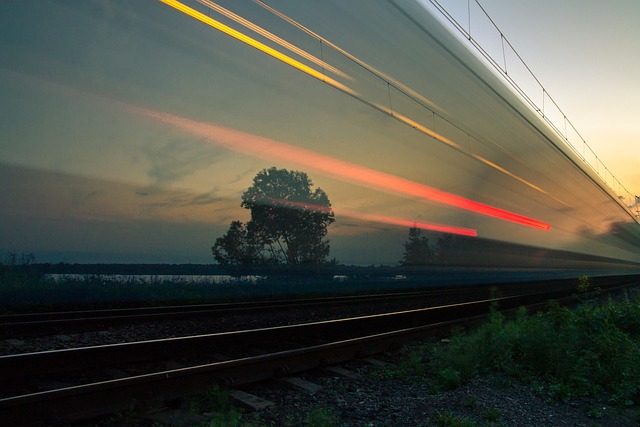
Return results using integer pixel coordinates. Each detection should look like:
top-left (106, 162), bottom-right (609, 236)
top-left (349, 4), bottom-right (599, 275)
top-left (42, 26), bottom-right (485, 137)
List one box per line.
top-left (0, 276), bottom-right (637, 426)
top-left (0, 277), bottom-right (605, 339)
top-left (0, 286), bottom-right (488, 339)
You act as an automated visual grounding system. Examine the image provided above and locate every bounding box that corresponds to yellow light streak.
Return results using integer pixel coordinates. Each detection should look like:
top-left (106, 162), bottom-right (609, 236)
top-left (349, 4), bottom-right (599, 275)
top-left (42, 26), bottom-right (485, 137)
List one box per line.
top-left (255, 0), bottom-right (443, 114)
top-left (255, 0), bottom-right (562, 202)
top-left (395, 113), bottom-right (550, 195)
top-left (158, 0), bottom-right (357, 96)
top-left (374, 105), bottom-right (552, 197)
top-left (160, 0), bottom-right (561, 205)
top-left (195, 0), bottom-right (350, 80)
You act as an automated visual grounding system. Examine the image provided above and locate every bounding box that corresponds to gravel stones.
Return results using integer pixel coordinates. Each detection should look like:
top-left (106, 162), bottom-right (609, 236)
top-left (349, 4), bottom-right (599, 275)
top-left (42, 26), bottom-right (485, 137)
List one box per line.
top-left (242, 359), bottom-right (635, 426)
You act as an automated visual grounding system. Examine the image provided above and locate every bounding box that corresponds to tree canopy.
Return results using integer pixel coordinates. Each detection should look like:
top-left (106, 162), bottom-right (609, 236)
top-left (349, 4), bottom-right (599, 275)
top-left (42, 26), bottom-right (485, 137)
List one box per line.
top-left (212, 168), bottom-right (335, 271)
top-left (400, 227), bottom-right (461, 266)
top-left (400, 227), bottom-right (433, 266)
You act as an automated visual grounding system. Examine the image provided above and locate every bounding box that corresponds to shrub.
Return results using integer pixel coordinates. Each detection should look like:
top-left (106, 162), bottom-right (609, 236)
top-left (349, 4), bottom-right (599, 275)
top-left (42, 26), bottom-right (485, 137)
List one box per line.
top-left (374, 346), bottom-right (428, 382)
top-left (483, 407), bottom-right (501, 421)
top-left (435, 410), bottom-right (475, 427)
top-left (306, 408), bottom-right (337, 427)
top-left (428, 292), bottom-right (640, 405)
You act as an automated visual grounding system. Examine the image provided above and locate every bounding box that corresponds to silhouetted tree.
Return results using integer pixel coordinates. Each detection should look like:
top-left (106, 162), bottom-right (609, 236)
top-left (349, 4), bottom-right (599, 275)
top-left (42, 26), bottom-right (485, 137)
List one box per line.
top-left (211, 221), bottom-right (262, 267)
top-left (212, 167), bottom-right (335, 269)
top-left (400, 227), bottom-right (433, 266)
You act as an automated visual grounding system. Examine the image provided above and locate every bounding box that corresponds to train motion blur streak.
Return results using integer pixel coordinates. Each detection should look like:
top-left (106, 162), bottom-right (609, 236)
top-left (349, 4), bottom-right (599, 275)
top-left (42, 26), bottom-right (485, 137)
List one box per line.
top-left (194, 0), bottom-right (351, 80)
top-left (157, 0), bottom-right (355, 95)
top-left (158, 0), bottom-right (554, 203)
top-left (3, 1), bottom-right (639, 270)
top-left (253, 0), bottom-right (443, 112)
top-left (253, 0), bottom-right (562, 204)
top-left (139, 107), bottom-right (549, 231)
top-left (266, 198), bottom-right (478, 237)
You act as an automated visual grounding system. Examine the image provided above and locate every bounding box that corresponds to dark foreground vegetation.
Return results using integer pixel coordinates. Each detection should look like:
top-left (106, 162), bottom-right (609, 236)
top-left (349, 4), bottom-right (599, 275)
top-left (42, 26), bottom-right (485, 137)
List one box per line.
top-left (388, 283), bottom-right (640, 425)
top-left (429, 293), bottom-right (640, 405)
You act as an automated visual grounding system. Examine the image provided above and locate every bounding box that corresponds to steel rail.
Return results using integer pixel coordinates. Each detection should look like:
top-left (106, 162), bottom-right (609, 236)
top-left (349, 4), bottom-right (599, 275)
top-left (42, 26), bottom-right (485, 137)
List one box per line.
top-left (0, 296), bottom-right (509, 382)
top-left (0, 277), bottom-right (636, 426)
top-left (0, 286), bottom-right (482, 338)
top-left (1, 278), bottom-right (633, 382)
top-left (0, 275), bottom-right (612, 338)
top-left (0, 315), bottom-right (483, 426)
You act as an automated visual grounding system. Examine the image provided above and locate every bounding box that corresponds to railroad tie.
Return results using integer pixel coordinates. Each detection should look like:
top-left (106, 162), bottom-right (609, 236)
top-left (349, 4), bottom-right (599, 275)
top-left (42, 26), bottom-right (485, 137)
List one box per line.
top-left (278, 377), bottom-right (323, 394)
top-left (229, 389), bottom-right (274, 411)
top-left (321, 366), bottom-right (360, 379)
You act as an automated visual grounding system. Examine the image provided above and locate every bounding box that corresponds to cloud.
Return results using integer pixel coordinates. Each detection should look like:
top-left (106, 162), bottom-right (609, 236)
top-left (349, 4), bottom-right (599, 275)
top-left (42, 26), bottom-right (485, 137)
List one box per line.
top-left (142, 187), bottom-right (224, 208)
top-left (144, 137), bottom-right (224, 188)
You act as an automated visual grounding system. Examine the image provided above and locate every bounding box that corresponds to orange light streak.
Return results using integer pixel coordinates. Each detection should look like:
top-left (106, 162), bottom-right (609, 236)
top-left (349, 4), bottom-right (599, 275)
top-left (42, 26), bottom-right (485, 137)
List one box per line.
top-left (138, 107), bottom-right (550, 231)
top-left (195, 0), bottom-right (350, 80)
top-left (158, 0), bottom-right (357, 96)
top-left (266, 197), bottom-right (477, 237)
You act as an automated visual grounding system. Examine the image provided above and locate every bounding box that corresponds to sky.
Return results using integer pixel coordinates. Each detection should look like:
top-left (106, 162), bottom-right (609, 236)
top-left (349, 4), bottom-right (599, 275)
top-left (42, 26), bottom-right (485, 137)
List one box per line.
top-left (1, 0), bottom-right (639, 266)
top-left (429, 0), bottom-right (640, 198)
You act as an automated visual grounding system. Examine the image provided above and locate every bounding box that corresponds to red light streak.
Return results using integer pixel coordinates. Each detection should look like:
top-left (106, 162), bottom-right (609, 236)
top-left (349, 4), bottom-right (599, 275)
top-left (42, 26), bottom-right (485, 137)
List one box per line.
top-left (138, 108), bottom-right (550, 231)
top-left (337, 209), bottom-right (478, 236)
top-left (267, 198), bottom-right (477, 237)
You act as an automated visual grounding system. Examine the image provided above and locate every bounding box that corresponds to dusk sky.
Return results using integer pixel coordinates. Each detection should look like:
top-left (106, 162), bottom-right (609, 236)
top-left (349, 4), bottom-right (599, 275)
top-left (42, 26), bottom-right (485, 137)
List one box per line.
top-left (439, 0), bottom-right (640, 198)
top-left (1, 0), bottom-right (638, 266)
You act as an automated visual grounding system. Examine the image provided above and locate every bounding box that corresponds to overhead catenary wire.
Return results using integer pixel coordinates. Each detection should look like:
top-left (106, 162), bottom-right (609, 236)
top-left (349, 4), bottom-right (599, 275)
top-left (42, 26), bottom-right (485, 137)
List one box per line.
top-left (426, 0), bottom-right (638, 220)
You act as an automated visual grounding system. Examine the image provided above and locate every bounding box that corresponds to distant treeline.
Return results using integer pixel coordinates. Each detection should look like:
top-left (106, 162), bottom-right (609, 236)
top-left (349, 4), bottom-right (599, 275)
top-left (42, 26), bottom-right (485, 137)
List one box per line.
top-left (13, 263), bottom-right (418, 278)
top-left (20, 263), bottom-right (228, 276)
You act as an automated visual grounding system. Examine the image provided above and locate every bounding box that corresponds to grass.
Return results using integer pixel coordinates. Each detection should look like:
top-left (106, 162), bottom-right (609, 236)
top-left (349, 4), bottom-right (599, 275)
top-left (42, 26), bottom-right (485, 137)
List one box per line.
top-left (436, 410), bottom-right (476, 426)
top-left (0, 270), bottom-right (417, 314)
top-left (482, 407), bottom-right (501, 421)
top-left (306, 408), bottom-right (337, 427)
top-left (373, 346), bottom-right (429, 382)
top-left (186, 386), bottom-right (260, 427)
top-left (427, 283), bottom-right (640, 407)
top-left (186, 386), bottom-right (340, 427)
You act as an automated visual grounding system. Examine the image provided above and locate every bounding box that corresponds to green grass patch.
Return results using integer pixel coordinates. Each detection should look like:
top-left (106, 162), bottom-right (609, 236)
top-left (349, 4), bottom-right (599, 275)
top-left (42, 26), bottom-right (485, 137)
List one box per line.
top-left (435, 410), bottom-right (476, 427)
top-left (428, 291), bottom-right (640, 406)
top-left (482, 407), bottom-right (501, 421)
top-left (373, 345), bottom-right (429, 382)
top-left (189, 386), bottom-right (256, 427)
top-left (306, 408), bottom-right (337, 427)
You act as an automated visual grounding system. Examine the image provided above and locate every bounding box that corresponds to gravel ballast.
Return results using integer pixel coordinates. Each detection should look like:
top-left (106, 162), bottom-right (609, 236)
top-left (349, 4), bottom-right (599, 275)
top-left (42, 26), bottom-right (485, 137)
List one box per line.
top-left (239, 348), bottom-right (637, 427)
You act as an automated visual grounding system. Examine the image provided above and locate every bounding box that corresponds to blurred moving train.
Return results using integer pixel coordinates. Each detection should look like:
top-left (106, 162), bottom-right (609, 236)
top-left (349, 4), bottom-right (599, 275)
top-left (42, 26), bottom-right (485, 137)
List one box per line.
top-left (0, 0), bottom-right (639, 279)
